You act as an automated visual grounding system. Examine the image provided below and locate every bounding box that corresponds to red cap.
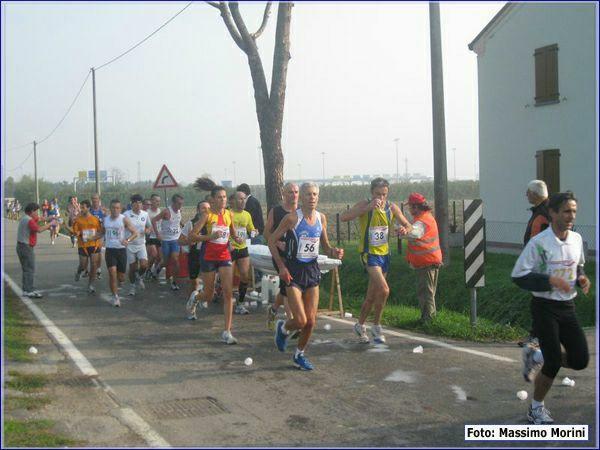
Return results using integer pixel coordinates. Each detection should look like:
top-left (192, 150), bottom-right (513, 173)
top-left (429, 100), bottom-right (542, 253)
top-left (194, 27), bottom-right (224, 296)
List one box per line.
top-left (408, 192), bottom-right (426, 205)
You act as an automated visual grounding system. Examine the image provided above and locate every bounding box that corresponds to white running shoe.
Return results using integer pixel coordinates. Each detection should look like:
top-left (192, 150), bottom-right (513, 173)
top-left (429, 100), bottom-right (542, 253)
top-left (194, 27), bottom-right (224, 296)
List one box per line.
top-left (235, 304), bottom-right (250, 315)
top-left (221, 330), bottom-right (238, 345)
top-left (88, 285), bottom-right (96, 294)
top-left (113, 295), bottom-right (121, 307)
top-left (186, 290), bottom-right (199, 312)
top-left (522, 342), bottom-right (543, 382)
top-left (137, 277), bottom-right (145, 290)
top-left (171, 282), bottom-right (180, 291)
top-left (75, 270), bottom-right (82, 282)
top-left (354, 322), bottom-right (370, 343)
top-left (371, 324), bottom-right (386, 344)
top-left (129, 286), bottom-right (136, 296)
top-left (527, 404), bottom-right (554, 424)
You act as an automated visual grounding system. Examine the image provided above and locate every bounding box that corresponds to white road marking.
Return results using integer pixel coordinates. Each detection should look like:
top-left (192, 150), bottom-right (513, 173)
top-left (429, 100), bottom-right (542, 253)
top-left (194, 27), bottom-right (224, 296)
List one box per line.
top-left (322, 316), bottom-right (517, 363)
top-left (3, 272), bottom-right (171, 448)
top-left (384, 370), bottom-right (417, 383)
top-left (451, 385), bottom-right (467, 401)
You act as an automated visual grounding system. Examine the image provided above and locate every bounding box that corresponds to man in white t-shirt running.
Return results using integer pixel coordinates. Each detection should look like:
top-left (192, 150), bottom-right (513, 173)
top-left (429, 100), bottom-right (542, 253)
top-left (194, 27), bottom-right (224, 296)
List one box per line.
top-left (124, 194), bottom-right (152, 296)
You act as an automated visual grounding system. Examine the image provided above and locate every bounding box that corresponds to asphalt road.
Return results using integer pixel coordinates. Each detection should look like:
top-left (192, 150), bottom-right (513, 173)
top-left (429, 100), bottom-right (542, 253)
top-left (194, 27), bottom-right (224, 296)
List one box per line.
top-left (3, 219), bottom-right (597, 447)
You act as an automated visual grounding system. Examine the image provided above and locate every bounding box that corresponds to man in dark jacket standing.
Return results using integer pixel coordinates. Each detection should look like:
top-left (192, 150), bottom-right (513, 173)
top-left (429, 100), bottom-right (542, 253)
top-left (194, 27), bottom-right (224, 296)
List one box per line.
top-left (236, 183), bottom-right (264, 241)
top-left (524, 180), bottom-right (550, 245)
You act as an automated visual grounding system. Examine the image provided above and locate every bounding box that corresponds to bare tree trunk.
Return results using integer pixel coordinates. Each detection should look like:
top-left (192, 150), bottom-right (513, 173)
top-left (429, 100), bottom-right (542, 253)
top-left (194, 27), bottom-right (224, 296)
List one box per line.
top-left (210, 1), bottom-right (292, 212)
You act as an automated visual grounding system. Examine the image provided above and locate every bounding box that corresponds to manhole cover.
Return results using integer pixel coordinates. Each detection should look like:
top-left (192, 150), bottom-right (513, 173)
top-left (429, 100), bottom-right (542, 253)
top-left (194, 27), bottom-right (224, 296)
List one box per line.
top-left (141, 397), bottom-right (229, 419)
top-left (58, 376), bottom-right (97, 388)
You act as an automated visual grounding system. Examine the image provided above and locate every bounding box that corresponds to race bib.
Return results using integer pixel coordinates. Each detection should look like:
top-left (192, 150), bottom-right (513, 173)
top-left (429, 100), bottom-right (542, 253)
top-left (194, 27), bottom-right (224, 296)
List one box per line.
top-left (369, 226), bottom-right (388, 246)
top-left (82, 229), bottom-right (95, 242)
top-left (235, 227), bottom-right (248, 240)
top-left (106, 227), bottom-right (123, 244)
top-left (210, 225), bottom-right (230, 244)
top-left (551, 267), bottom-right (576, 289)
top-left (297, 236), bottom-right (319, 259)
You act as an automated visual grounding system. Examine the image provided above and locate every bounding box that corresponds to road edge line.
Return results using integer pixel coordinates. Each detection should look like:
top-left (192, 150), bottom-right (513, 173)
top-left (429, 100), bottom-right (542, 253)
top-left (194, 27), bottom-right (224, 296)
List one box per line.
top-left (321, 315), bottom-right (517, 363)
top-left (3, 271), bottom-right (171, 448)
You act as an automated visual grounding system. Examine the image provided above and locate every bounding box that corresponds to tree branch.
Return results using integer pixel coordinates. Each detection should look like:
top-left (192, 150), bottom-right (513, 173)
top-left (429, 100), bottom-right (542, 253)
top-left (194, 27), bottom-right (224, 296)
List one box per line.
top-left (206, 1), bottom-right (220, 9)
top-left (251, 2), bottom-right (273, 40)
top-left (270, 3), bottom-right (293, 122)
top-left (207, 2), bottom-right (246, 52)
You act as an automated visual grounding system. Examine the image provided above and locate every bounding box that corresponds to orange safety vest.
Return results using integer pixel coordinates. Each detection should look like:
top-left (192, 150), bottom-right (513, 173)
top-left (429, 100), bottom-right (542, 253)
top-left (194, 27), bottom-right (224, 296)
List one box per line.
top-left (406, 211), bottom-right (442, 268)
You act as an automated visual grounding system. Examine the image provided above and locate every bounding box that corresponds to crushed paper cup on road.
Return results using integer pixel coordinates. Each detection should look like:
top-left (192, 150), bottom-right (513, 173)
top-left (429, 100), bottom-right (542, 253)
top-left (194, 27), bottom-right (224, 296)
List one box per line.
top-left (28, 346), bottom-right (38, 355)
top-left (516, 390), bottom-right (528, 400)
top-left (244, 357), bottom-right (253, 366)
top-left (344, 312), bottom-right (353, 318)
top-left (562, 377), bottom-right (575, 387)
top-left (412, 345), bottom-right (424, 354)
top-left (324, 323), bottom-right (332, 331)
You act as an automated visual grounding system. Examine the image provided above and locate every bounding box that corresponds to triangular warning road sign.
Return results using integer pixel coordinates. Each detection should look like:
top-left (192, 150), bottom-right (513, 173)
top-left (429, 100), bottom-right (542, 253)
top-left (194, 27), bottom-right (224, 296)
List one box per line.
top-left (153, 164), bottom-right (178, 189)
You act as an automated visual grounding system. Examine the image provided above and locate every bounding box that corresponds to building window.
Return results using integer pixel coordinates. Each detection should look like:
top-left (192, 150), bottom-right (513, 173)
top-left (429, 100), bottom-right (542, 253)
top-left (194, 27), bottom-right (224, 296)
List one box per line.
top-left (536, 149), bottom-right (560, 194)
top-left (534, 44), bottom-right (559, 106)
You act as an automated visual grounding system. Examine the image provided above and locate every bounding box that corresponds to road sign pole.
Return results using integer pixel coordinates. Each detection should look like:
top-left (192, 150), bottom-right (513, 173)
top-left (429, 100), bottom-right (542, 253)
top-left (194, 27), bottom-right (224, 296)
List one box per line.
top-left (470, 288), bottom-right (477, 327)
top-left (164, 188), bottom-right (168, 208)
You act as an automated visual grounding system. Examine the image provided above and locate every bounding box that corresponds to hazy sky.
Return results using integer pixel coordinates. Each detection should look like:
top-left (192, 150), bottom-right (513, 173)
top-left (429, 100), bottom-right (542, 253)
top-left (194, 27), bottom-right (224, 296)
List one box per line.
top-left (2, 1), bottom-right (504, 185)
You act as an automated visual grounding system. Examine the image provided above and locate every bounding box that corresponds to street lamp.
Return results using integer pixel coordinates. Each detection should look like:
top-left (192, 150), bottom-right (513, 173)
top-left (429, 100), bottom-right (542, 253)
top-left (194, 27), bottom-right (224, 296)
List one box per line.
top-left (393, 138), bottom-right (400, 184)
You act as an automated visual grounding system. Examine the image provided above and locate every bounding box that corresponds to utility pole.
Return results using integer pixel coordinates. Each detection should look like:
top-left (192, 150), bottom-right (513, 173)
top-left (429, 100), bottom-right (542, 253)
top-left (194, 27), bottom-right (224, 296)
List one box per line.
top-left (321, 152), bottom-right (325, 182)
top-left (429, 2), bottom-right (450, 265)
top-left (394, 138), bottom-right (400, 184)
top-left (91, 67), bottom-right (100, 196)
top-left (404, 156), bottom-right (409, 179)
top-left (33, 140), bottom-right (39, 204)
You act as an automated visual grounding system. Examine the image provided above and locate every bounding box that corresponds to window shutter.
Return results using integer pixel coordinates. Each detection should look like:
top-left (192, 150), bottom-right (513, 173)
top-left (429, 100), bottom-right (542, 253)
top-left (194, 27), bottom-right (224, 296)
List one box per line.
top-left (535, 149), bottom-right (561, 194)
top-left (534, 44), bottom-right (559, 106)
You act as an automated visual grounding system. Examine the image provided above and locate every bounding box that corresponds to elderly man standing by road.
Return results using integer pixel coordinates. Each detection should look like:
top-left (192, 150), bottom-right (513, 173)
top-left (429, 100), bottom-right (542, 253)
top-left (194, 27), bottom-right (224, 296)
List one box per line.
top-left (398, 193), bottom-right (443, 323)
top-left (236, 183), bottom-right (264, 242)
top-left (16, 203), bottom-right (52, 298)
top-left (524, 180), bottom-right (550, 245)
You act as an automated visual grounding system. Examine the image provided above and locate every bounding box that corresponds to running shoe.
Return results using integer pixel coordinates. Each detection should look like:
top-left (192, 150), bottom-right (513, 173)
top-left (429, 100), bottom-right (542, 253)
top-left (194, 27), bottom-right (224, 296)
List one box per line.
top-left (235, 304), bottom-right (250, 315)
top-left (267, 307), bottom-right (277, 331)
top-left (113, 295), bottom-right (121, 307)
top-left (75, 270), bottom-right (82, 282)
top-left (96, 270), bottom-right (102, 280)
top-left (371, 324), bottom-right (386, 344)
top-left (137, 277), bottom-right (145, 290)
top-left (293, 353), bottom-right (314, 371)
top-left (527, 404), bottom-right (554, 424)
top-left (354, 322), bottom-right (370, 343)
top-left (275, 320), bottom-right (288, 352)
top-left (522, 342), bottom-right (543, 382)
top-left (221, 330), bottom-right (238, 345)
top-left (88, 285), bottom-right (96, 294)
top-left (24, 291), bottom-right (43, 299)
top-left (171, 282), bottom-right (180, 291)
top-left (129, 286), bottom-right (136, 296)
top-left (82, 271), bottom-right (89, 278)
top-left (186, 290), bottom-right (199, 311)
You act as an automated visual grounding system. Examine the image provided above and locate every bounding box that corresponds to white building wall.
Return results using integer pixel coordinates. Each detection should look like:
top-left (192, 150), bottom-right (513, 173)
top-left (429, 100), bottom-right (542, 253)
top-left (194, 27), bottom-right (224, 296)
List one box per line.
top-left (476, 3), bottom-right (596, 249)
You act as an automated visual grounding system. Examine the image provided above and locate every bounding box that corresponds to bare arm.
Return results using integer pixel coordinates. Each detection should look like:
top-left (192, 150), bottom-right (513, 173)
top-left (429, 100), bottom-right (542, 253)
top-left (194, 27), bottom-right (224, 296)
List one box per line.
top-left (267, 213), bottom-right (296, 283)
top-left (263, 209), bottom-right (275, 240)
top-left (189, 213), bottom-right (209, 244)
top-left (230, 211), bottom-right (243, 244)
top-left (151, 209), bottom-right (167, 238)
top-left (390, 203), bottom-right (412, 230)
top-left (123, 218), bottom-right (138, 244)
top-left (340, 200), bottom-right (372, 222)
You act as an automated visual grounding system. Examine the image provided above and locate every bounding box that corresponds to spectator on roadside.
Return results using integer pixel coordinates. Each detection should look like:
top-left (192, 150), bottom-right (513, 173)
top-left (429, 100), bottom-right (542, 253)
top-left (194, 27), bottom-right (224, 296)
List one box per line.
top-left (14, 200), bottom-right (21, 219)
top-left (524, 180), bottom-right (550, 245)
top-left (236, 183), bottom-right (264, 241)
top-left (16, 202), bottom-right (52, 298)
top-left (67, 196), bottom-right (81, 248)
top-left (41, 199), bottom-right (50, 219)
top-left (398, 193), bottom-right (443, 323)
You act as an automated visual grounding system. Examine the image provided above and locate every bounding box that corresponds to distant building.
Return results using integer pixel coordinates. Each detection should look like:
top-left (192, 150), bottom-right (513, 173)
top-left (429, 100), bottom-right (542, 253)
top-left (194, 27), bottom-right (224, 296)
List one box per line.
top-left (469, 3), bottom-right (596, 251)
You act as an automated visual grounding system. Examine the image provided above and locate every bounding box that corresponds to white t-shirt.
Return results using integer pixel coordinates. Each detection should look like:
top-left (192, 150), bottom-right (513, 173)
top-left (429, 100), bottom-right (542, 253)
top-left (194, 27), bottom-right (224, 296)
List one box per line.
top-left (103, 214), bottom-right (126, 249)
top-left (511, 227), bottom-right (585, 301)
top-left (180, 220), bottom-right (192, 254)
top-left (124, 209), bottom-right (151, 251)
top-left (147, 207), bottom-right (161, 239)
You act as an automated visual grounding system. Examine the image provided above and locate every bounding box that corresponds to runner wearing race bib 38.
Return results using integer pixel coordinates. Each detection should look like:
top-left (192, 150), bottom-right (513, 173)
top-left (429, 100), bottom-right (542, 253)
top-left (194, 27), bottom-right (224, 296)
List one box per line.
top-left (341, 177), bottom-right (412, 344)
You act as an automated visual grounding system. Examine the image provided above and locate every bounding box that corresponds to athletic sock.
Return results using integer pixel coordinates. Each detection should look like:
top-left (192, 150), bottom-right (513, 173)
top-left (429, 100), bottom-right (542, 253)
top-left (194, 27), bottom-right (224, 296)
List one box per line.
top-left (294, 348), bottom-right (304, 358)
top-left (532, 400), bottom-right (544, 409)
top-left (238, 282), bottom-right (248, 303)
top-left (532, 349), bottom-right (543, 364)
top-left (281, 324), bottom-right (290, 335)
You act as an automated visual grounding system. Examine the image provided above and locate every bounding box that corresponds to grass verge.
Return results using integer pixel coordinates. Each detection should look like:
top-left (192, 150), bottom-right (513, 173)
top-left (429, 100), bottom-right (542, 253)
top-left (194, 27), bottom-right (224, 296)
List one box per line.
top-left (4, 420), bottom-right (77, 447)
top-left (318, 241), bottom-right (595, 342)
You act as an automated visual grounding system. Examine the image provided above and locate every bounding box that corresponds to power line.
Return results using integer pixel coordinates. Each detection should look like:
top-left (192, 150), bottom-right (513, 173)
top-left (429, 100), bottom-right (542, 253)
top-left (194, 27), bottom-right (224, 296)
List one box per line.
top-left (95, 1), bottom-right (194, 71)
top-left (5, 141), bottom-right (33, 152)
top-left (37, 70), bottom-right (91, 145)
top-left (6, 148), bottom-right (34, 172)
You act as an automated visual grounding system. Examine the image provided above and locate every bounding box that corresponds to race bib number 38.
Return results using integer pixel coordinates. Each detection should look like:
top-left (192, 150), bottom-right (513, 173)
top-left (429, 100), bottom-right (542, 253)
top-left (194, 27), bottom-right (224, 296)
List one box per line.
top-left (298, 236), bottom-right (319, 259)
top-left (369, 226), bottom-right (388, 246)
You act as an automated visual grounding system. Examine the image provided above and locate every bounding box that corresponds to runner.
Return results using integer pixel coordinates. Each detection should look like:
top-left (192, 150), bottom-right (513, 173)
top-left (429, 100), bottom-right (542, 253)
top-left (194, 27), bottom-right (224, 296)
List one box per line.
top-left (41, 199), bottom-right (50, 219)
top-left (142, 199), bottom-right (151, 211)
top-left (66, 196), bottom-right (80, 248)
top-left (269, 182), bottom-right (344, 370)
top-left (181, 200), bottom-right (210, 319)
top-left (145, 194), bottom-right (163, 279)
top-left (264, 182), bottom-right (299, 330)
top-left (188, 178), bottom-right (243, 344)
top-left (46, 200), bottom-right (61, 245)
top-left (100, 199), bottom-right (138, 307)
top-left (230, 191), bottom-right (257, 315)
top-left (151, 194), bottom-right (184, 290)
top-left (123, 194), bottom-right (152, 296)
top-left (511, 191), bottom-right (590, 424)
top-left (64, 199), bottom-right (103, 294)
top-left (340, 177), bottom-right (412, 344)
top-left (90, 193), bottom-right (107, 280)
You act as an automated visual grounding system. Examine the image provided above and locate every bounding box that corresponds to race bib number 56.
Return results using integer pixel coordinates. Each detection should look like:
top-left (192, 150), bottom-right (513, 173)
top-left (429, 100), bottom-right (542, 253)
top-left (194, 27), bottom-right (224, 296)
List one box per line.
top-left (298, 236), bottom-right (319, 259)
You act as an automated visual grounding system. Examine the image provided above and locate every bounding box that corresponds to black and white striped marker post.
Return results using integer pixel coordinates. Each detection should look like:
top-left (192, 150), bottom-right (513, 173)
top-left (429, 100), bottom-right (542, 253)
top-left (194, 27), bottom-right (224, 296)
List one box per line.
top-left (463, 199), bottom-right (485, 326)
